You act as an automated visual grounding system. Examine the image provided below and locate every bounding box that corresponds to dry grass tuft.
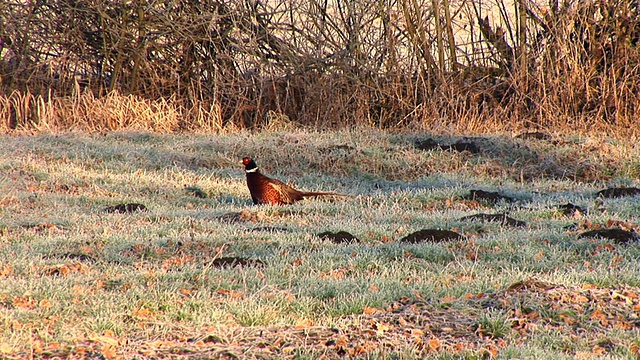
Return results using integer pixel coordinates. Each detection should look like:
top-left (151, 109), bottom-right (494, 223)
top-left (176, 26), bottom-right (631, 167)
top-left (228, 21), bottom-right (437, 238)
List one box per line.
top-left (0, 91), bottom-right (224, 133)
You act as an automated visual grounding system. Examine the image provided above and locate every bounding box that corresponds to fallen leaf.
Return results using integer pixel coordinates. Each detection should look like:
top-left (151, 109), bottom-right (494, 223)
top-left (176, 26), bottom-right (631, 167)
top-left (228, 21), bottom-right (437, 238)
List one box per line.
top-left (592, 344), bottom-right (606, 355)
top-left (179, 287), bottom-right (193, 296)
top-left (533, 250), bottom-right (544, 261)
top-left (363, 306), bottom-right (381, 315)
top-left (0, 266), bottom-right (14, 276)
top-left (428, 338), bottom-right (441, 351)
top-left (132, 307), bottom-right (155, 319)
top-left (291, 258), bottom-right (302, 266)
top-left (89, 333), bottom-right (119, 346)
top-left (101, 344), bottom-right (118, 360)
top-left (441, 295), bottom-right (456, 303)
top-left (0, 343), bottom-right (14, 354)
top-left (295, 318), bottom-right (313, 329)
top-left (574, 294), bottom-right (590, 303)
top-left (590, 309), bottom-right (608, 326)
top-left (374, 322), bottom-right (390, 335)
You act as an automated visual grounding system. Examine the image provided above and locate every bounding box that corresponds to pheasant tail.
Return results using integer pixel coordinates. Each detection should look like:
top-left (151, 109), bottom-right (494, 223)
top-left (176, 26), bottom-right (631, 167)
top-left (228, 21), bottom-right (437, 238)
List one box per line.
top-left (299, 191), bottom-right (349, 198)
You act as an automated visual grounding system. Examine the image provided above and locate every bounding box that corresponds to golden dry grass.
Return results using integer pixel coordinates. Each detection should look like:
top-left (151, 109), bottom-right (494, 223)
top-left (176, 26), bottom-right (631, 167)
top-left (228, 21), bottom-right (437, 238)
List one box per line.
top-left (1, 90), bottom-right (638, 140)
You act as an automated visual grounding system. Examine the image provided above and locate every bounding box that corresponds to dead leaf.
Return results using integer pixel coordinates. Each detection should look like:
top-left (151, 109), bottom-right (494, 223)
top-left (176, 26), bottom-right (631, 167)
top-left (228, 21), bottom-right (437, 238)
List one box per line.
top-left (100, 344), bottom-right (118, 360)
top-left (363, 306), bottom-right (381, 315)
top-left (574, 294), bottom-right (590, 303)
top-left (0, 343), bottom-right (15, 354)
top-left (39, 299), bottom-right (53, 309)
top-left (295, 318), bottom-right (313, 329)
top-left (428, 338), bottom-right (441, 351)
top-left (291, 258), bottom-right (302, 266)
top-left (533, 250), bottom-right (544, 261)
top-left (593, 344), bottom-right (607, 355)
top-left (440, 295), bottom-right (456, 303)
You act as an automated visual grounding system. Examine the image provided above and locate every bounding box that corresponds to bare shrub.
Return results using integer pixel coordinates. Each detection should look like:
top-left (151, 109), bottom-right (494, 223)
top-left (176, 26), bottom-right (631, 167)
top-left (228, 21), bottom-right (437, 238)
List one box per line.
top-left (0, 0), bottom-right (638, 135)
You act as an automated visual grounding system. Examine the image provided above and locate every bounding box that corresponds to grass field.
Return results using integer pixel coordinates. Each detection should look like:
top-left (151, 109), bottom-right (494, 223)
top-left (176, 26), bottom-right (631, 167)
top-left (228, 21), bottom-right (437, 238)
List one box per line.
top-left (1, 128), bottom-right (640, 359)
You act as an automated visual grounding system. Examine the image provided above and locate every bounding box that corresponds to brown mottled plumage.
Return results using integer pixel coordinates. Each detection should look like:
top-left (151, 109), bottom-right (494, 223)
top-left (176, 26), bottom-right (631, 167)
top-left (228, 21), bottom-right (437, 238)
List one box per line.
top-left (242, 157), bottom-right (346, 205)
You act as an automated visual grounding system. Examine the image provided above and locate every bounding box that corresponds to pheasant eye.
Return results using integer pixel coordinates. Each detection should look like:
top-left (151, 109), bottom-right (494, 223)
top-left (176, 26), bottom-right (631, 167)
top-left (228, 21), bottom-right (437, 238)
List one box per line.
top-left (242, 157), bottom-right (250, 165)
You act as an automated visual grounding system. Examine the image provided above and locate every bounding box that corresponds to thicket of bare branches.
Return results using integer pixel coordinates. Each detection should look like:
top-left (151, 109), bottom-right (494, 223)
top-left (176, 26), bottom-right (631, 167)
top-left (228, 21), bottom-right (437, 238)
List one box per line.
top-left (1, 0), bottom-right (639, 134)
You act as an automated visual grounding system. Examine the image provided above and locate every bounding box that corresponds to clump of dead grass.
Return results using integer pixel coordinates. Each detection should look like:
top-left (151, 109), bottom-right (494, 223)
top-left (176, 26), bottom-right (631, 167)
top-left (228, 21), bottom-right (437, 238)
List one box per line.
top-left (0, 90), bottom-right (224, 133)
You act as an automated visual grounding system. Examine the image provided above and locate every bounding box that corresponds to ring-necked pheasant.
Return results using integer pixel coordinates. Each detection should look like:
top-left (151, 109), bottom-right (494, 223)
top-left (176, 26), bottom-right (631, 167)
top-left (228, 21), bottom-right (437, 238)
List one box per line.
top-left (242, 157), bottom-right (346, 205)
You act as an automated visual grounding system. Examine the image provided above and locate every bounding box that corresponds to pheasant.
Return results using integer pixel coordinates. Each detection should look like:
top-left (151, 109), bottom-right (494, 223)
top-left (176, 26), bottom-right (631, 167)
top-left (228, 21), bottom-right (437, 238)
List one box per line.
top-left (242, 157), bottom-right (346, 205)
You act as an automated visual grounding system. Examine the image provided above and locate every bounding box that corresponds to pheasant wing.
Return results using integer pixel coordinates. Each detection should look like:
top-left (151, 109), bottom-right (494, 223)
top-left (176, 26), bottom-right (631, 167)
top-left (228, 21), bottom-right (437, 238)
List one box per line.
top-left (267, 179), bottom-right (304, 204)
